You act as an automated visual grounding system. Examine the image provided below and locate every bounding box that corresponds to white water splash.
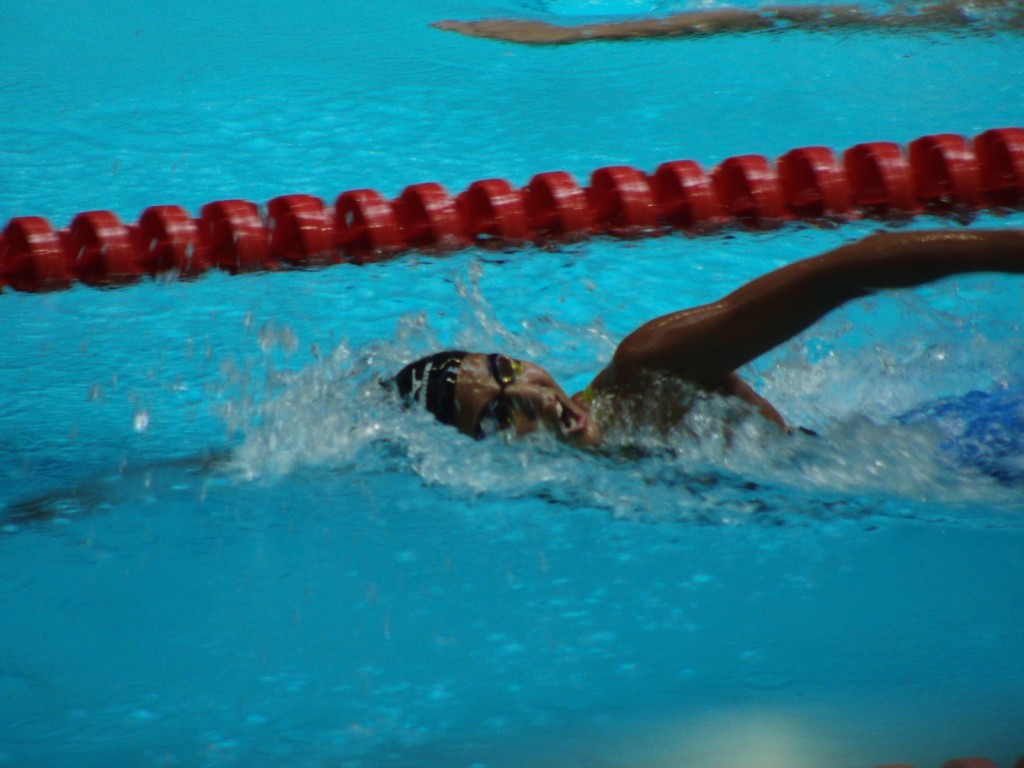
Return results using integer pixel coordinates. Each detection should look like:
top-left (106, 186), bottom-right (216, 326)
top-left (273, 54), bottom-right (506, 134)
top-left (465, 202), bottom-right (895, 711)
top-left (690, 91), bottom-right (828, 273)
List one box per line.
top-left (225, 265), bottom-right (1024, 525)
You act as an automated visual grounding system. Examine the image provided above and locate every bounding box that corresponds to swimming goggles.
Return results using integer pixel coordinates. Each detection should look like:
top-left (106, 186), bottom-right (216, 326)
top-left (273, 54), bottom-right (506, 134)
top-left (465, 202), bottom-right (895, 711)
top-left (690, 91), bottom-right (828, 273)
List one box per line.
top-left (475, 353), bottom-right (522, 439)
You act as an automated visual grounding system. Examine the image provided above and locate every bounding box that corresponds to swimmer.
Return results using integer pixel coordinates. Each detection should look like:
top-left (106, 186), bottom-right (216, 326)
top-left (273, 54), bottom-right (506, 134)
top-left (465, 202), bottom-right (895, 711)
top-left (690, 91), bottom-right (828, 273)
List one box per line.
top-left (394, 229), bottom-right (1024, 447)
top-left (431, 0), bottom-right (1023, 44)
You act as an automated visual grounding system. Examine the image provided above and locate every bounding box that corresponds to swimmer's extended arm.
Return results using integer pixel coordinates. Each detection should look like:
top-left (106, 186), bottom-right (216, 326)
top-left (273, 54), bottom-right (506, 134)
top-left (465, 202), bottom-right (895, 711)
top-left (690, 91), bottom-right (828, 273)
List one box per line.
top-left (431, 10), bottom-right (776, 44)
top-left (603, 230), bottom-right (1024, 389)
top-left (431, 0), bottom-right (1022, 44)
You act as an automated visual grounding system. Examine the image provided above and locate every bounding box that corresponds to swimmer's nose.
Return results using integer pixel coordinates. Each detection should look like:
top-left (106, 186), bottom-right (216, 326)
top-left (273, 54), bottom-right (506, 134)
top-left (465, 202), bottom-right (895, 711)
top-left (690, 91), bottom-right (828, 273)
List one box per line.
top-left (503, 387), bottom-right (556, 431)
top-left (522, 387), bottom-right (563, 421)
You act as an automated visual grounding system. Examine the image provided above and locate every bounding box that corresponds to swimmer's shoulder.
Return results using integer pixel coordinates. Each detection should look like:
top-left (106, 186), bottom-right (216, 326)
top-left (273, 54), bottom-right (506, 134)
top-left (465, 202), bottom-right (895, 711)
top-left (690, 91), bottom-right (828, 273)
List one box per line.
top-left (572, 364), bottom-right (625, 403)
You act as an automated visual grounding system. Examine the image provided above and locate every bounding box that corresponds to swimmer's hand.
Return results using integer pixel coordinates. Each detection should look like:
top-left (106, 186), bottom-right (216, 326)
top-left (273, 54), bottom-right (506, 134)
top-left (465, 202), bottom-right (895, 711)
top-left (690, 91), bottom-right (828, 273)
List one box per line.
top-left (430, 19), bottom-right (581, 44)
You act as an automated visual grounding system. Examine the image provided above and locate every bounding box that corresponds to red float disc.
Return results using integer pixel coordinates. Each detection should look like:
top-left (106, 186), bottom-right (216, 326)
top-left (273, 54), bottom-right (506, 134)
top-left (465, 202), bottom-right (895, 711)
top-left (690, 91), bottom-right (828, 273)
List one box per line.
top-left (1, 216), bottom-right (72, 292)
top-left (336, 189), bottom-right (404, 262)
top-left (68, 210), bottom-right (144, 286)
top-left (457, 178), bottom-right (530, 243)
top-left (588, 166), bottom-right (659, 233)
top-left (777, 146), bottom-right (852, 219)
top-left (908, 133), bottom-right (981, 210)
top-left (712, 155), bottom-right (787, 226)
top-left (650, 160), bottom-right (724, 231)
top-left (199, 200), bottom-right (274, 273)
top-left (138, 205), bottom-right (209, 276)
top-left (523, 171), bottom-right (593, 238)
top-left (974, 127), bottom-right (1024, 207)
top-left (844, 141), bottom-right (918, 215)
top-left (395, 183), bottom-right (465, 249)
top-left (268, 194), bottom-right (338, 265)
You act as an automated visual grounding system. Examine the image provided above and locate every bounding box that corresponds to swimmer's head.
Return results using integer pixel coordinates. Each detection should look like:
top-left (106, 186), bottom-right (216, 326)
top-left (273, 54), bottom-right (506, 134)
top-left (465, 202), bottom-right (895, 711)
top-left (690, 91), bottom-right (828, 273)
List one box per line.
top-left (394, 351), bottom-right (602, 446)
top-left (393, 350), bottom-right (468, 427)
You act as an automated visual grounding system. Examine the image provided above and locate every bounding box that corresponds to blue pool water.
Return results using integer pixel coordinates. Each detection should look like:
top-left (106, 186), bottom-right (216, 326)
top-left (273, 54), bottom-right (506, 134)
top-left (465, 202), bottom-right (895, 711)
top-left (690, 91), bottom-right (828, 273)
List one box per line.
top-left (2, 1), bottom-right (1024, 766)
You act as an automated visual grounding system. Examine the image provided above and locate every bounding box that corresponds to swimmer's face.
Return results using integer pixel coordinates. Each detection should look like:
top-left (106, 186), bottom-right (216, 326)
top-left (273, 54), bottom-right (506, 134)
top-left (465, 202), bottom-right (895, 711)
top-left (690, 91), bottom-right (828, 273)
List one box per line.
top-left (454, 353), bottom-right (602, 447)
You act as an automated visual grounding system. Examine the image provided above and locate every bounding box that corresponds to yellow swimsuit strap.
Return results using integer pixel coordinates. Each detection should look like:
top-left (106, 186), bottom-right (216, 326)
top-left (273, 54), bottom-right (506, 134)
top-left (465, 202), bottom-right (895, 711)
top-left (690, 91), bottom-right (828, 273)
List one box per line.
top-left (580, 384), bottom-right (596, 405)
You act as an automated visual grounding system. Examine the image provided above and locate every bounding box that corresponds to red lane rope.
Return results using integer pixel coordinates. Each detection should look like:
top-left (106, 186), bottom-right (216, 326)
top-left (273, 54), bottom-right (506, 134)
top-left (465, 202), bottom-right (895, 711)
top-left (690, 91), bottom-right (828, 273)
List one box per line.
top-left (876, 755), bottom-right (1024, 768)
top-left (2, 127), bottom-right (1022, 292)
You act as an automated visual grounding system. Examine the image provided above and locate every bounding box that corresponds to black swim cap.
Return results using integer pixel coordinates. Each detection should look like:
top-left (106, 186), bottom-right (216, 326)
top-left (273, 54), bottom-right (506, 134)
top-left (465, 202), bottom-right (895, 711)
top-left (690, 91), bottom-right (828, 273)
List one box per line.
top-left (394, 351), bottom-right (468, 427)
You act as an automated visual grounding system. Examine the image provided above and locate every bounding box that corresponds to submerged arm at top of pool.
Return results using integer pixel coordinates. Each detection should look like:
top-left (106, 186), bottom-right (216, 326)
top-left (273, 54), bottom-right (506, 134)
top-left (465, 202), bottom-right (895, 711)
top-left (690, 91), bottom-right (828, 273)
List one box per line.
top-left (431, 0), bottom-right (1024, 44)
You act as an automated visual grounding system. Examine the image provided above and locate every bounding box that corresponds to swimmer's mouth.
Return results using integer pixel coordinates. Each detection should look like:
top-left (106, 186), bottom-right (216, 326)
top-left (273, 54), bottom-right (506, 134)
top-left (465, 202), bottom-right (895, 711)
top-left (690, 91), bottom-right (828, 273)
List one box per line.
top-left (554, 399), bottom-right (589, 438)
